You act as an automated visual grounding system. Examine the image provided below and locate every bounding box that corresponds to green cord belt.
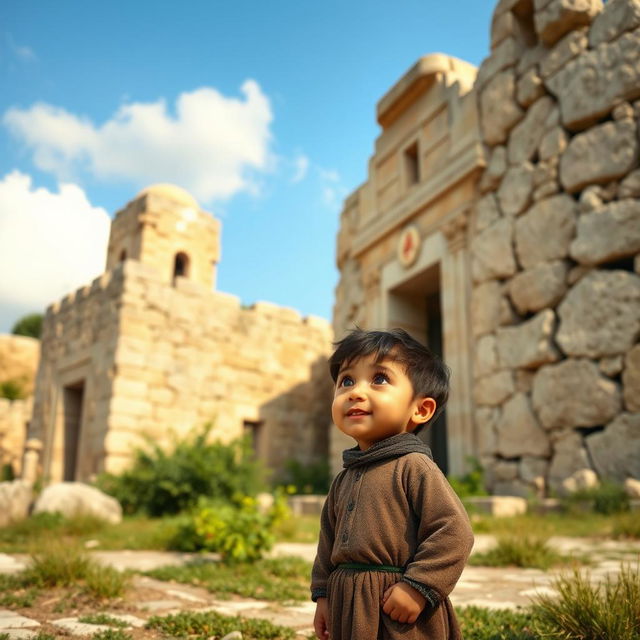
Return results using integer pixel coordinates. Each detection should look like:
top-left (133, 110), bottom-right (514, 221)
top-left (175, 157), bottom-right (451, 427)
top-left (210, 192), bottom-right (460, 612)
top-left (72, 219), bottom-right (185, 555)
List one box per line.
top-left (338, 563), bottom-right (404, 573)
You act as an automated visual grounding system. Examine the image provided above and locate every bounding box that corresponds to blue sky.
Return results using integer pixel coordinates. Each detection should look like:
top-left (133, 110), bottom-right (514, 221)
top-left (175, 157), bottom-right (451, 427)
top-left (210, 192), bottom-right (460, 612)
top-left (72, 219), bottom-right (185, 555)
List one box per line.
top-left (0, 1), bottom-right (494, 333)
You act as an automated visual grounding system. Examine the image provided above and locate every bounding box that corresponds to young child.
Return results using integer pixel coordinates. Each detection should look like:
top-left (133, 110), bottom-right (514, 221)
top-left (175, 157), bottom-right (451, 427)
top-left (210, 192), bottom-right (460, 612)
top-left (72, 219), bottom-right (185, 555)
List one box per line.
top-left (311, 328), bottom-right (474, 640)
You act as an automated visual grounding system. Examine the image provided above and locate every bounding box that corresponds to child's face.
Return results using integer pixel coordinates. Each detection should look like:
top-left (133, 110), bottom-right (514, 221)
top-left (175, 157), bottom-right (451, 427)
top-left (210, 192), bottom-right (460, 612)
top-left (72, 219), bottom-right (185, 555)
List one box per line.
top-left (332, 352), bottom-right (436, 450)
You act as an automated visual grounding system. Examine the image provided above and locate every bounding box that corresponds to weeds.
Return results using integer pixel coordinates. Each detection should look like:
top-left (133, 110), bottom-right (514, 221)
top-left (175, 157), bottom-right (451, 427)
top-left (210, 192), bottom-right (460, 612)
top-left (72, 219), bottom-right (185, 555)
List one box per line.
top-left (611, 512), bottom-right (640, 540)
top-left (147, 609), bottom-right (295, 639)
top-left (457, 606), bottom-right (538, 640)
top-left (145, 555), bottom-right (310, 602)
top-left (470, 534), bottom-right (573, 570)
top-left (532, 564), bottom-right (640, 639)
top-left (565, 481), bottom-right (630, 515)
top-left (78, 614), bottom-right (128, 628)
top-left (92, 630), bottom-right (133, 640)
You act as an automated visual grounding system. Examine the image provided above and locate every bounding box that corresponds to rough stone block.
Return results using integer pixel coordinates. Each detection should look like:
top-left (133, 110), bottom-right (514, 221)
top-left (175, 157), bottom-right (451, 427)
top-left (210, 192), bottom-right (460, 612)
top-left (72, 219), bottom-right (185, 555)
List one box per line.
top-left (546, 28), bottom-right (640, 129)
top-left (477, 37), bottom-right (524, 89)
top-left (33, 482), bottom-right (122, 524)
top-left (496, 309), bottom-right (560, 369)
top-left (509, 260), bottom-right (569, 313)
top-left (619, 169), bottom-right (640, 198)
top-left (472, 217), bottom-right (517, 283)
top-left (534, 0), bottom-right (604, 46)
top-left (515, 194), bottom-right (576, 268)
top-left (475, 193), bottom-right (502, 232)
top-left (496, 393), bottom-right (551, 457)
top-left (589, 0), bottom-right (640, 47)
top-left (560, 119), bottom-right (639, 193)
top-left (465, 495), bottom-right (527, 516)
top-left (475, 334), bottom-right (500, 378)
top-left (561, 468), bottom-right (599, 494)
top-left (599, 355), bottom-right (624, 378)
top-left (0, 481), bottom-right (32, 527)
top-left (471, 280), bottom-right (504, 337)
top-left (532, 358), bottom-right (622, 428)
top-left (476, 406), bottom-right (500, 455)
top-left (508, 96), bottom-right (556, 164)
top-left (480, 69), bottom-right (525, 145)
top-left (516, 67), bottom-right (546, 108)
top-left (520, 456), bottom-right (550, 485)
top-left (539, 126), bottom-right (568, 161)
top-left (570, 200), bottom-right (640, 266)
top-left (479, 148), bottom-right (508, 194)
top-left (625, 476), bottom-right (640, 498)
top-left (539, 27), bottom-right (588, 79)
top-left (586, 412), bottom-right (640, 481)
top-left (497, 163), bottom-right (535, 216)
top-left (474, 371), bottom-right (515, 407)
top-left (548, 430), bottom-right (593, 491)
top-left (557, 270), bottom-right (640, 358)
top-left (623, 344), bottom-right (640, 412)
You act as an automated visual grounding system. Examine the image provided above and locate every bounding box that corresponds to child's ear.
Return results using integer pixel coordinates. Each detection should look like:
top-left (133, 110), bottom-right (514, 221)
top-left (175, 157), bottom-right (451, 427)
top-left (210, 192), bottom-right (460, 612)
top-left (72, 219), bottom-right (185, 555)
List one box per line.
top-left (411, 397), bottom-right (436, 426)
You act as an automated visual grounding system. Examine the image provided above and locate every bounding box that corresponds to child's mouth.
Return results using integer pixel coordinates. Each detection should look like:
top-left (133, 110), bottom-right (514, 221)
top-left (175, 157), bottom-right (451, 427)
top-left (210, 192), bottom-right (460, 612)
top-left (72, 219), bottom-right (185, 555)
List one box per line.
top-left (346, 408), bottom-right (371, 417)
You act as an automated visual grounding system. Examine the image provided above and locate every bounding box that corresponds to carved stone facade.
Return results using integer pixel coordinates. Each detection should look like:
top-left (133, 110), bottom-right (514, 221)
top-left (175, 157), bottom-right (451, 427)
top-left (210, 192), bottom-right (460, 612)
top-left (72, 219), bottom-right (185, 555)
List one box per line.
top-left (333, 0), bottom-right (640, 493)
top-left (29, 185), bottom-right (333, 482)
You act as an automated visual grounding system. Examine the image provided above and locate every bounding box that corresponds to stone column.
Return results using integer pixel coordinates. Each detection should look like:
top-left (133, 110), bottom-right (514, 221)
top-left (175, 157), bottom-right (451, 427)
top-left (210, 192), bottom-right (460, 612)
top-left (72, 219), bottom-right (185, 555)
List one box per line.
top-left (21, 438), bottom-right (43, 485)
top-left (441, 209), bottom-right (476, 476)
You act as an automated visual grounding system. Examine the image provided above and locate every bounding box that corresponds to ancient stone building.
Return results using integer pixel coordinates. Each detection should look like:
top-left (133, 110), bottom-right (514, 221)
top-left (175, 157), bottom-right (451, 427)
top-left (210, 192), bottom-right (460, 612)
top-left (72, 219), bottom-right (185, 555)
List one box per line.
top-left (333, 0), bottom-right (640, 495)
top-left (29, 184), bottom-right (333, 482)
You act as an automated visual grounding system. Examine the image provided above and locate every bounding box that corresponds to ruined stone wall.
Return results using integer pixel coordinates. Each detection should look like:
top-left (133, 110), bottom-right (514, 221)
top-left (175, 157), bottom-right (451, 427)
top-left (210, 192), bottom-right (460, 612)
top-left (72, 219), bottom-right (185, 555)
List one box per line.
top-left (0, 397), bottom-right (33, 476)
top-left (107, 259), bottom-right (333, 475)
top-left (472, 0), bottom-right (640, 495)
top-left (0, 334), bottom-right (39, 395)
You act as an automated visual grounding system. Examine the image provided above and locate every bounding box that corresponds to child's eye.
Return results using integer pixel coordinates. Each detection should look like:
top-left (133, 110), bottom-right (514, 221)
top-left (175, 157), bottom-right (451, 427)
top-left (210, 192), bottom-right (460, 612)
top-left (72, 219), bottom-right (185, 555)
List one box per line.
top-left (339, 375), bottom-right (354, 387)
top-left (372, 372), bottom-right (389, 385)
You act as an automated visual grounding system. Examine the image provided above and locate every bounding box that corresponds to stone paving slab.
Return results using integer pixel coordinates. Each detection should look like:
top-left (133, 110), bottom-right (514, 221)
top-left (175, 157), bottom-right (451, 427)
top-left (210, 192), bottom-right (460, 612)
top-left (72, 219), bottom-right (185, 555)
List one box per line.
top-left (0, 610), bottom-right (40, 630)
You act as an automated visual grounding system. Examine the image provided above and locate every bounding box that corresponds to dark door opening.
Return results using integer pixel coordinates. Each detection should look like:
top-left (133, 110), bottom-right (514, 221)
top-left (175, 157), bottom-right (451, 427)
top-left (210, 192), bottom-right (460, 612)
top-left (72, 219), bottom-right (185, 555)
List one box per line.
top-left (63, 381), bottom-right (84, 481)
top-left (423, 291), bottom-right (449, 475)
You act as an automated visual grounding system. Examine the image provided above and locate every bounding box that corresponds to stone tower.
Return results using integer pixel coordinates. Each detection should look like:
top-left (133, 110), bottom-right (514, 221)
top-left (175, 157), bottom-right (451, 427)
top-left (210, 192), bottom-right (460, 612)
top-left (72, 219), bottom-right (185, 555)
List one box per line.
top-left (106, 184), bottom-right (221, 289)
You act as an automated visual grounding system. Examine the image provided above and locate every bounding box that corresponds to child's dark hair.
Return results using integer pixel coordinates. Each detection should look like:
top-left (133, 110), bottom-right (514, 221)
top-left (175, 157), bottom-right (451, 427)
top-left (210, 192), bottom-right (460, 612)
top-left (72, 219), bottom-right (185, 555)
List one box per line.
top-left (329, 328), bottom-right (450, 434)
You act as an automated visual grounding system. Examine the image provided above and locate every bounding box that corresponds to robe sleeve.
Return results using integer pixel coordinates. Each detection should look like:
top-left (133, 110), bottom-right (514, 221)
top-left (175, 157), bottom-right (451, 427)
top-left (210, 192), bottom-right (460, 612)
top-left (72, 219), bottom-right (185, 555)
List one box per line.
top-left (400, 455), bottom-right (474, 607)
top-left (310, 471), bottom-right (342, 601)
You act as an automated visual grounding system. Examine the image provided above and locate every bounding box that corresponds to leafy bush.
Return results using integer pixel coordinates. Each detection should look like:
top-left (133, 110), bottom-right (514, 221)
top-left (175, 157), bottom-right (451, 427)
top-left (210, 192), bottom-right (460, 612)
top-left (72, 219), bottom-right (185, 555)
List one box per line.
top-left (0, 378), bottom-right (27, 401)
top-left (566, 481), bottom-right (630, 515)
top-left (448, 457), bottom-right (488, 499)
top-left (146, 609), bottom-right (295, 639)
top-left (0, 463), bottom-right (15, 482)
top-left (469, 534), bottom-right (570, 570)
top-left (457, 606), bottom-right (538, 640)
top-left (12, 313), bottom-right (43, 338)
top-left (95, 427), bottom-right (265, 516)
top-left (533, 565), bottom-right (640, 639)
top-left (277, 457), bottom-right (330, 494)
top-left (173, 491), bottom-right (289, 563)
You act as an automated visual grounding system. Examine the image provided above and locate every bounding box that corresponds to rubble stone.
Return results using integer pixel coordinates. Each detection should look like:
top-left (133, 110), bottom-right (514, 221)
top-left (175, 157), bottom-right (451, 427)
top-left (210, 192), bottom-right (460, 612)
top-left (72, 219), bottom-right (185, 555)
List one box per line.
top-left (472, 217), bottom-right (517, 282)
top-left (586, 412), bottom-right (640, 481)
top-left (471, 280), bottom-right (504, 337)
top-left (557, 270), bottom-right (640, 358)
top-left (497, 163), bottom-right (535, 216)
top-left (534, 0), bottom-right (604, 46)
top-left (514, 194), bottom-right (576, 268)
top-left (496, 393), bottom-right (551, 457)
top-left (619, 169), bottom-right (640, 198)
top-left (476, 406), bottom-right (500, 455)
top-left (625, 477), bottom-right (640, 498)
top-left (0, 481), bottom-right (32, 527)
top-left (599, 355), bottom-right (624, 378)
top-left (508, 261), bottom-right (569, 314)
top-left (475, 193), bottom-right (502, 232)
top-left (496, 310), bottom-right (560, 369)
top-left (480, 69), bottom-right (525, 145)
top-left (546, 28), bottom-right (640, 129)
top-left (475, 334), bottom-right (499, 377)
top-left (559, 119), bottom-right (639, 193)
top-left (539, 126), bottom-right (568, 161)
top-left (474, 371), bottom-right (515, 407)
top-left (539, 27), bottom-right (589, 79)
top-left (570, 200), bottom-right (640, 266)
top-left (33, 482), bottom-right (122, 524)
top-left (589, 0), bottom-right (640, 47)
top-left (516, 67), bottom-right (546, 107)
top-left (561, 468), bottom-right (599, 494)
top-left (548, 430), bottom-right (593, 492)
top-left (532, 358), bottom-right (622, 428)
top-left (508, 96), bottom-right (556, 164)
top-left (477, 38), bottom-right (524, 89)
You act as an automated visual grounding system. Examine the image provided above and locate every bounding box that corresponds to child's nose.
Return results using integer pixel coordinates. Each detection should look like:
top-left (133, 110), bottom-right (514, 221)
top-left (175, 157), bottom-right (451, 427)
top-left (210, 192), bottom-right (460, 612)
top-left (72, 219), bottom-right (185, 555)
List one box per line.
top-left (348, 382), bottom-right (365, 400)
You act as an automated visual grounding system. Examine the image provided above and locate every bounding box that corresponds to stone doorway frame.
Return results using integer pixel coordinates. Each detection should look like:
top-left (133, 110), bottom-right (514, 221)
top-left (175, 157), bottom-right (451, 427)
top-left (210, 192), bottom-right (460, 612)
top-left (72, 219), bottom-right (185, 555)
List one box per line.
top-left (379, 212), bottom-right (475, 476)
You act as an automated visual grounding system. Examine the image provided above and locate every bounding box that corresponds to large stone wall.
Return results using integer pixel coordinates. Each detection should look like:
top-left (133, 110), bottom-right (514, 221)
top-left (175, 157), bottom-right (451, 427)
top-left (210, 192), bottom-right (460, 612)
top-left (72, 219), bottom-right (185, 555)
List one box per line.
top-left (473, 0), bottom-right (640, 495)
top-left (31, 258), bottom-right (333, 481)
top-left (0, 397), bottom-right (33, 476)
top-left (0, 334), bottom-right (39, 395)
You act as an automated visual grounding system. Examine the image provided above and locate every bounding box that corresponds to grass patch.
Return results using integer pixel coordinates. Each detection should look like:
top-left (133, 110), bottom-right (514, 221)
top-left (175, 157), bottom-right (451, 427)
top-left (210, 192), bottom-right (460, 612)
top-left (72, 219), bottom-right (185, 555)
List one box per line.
top-left (273, 514), bottom-right (320, 543)
top-left (78, 614), bottom-right (128, 628)
top-left (145, 555), bottom-right (310, 602)
top-left (611, 512), bottom-right (640, 540)
top-left (18, 542), bottom-right (128, 599)
top-left (532, 564), bottom-right (640, 639)
top-left (457, 606), bottom-right (538, 640)
top-left (92, 631), bottom-right (133, 640)
top-left (470, 534), bottom-right (575, 570)
top-left (147, 609), bottom-right (295, 639)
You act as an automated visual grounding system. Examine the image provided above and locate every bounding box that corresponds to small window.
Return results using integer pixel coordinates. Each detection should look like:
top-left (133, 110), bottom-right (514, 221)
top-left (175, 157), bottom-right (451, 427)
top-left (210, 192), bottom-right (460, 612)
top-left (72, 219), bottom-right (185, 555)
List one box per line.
top-left (244, 420), bottom-right (264, 458)
top-left (173, 252), bottom-right (190, 279)
top-left (404, 142), bottom-right (420, 187)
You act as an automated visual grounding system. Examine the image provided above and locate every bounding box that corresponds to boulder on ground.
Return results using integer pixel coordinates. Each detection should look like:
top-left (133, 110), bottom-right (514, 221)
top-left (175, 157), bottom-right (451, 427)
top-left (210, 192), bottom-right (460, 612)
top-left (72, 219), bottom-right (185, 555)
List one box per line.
top-left (560, 468), bottom-right (599, 495)
top-left (624, 477), bottom-right (640, 499)
top-left (33, 482), bottom-right (122, 524)
top-left (0, 480), bottom-right (33, 527)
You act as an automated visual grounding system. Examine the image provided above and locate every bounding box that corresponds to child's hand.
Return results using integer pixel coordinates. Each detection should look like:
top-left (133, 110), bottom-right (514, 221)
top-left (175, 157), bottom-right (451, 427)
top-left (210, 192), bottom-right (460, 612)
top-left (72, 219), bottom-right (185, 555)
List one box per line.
top-left (381, 582), bottom-right (426, 624)
top-left (313, 597), bottom-right (330, 639)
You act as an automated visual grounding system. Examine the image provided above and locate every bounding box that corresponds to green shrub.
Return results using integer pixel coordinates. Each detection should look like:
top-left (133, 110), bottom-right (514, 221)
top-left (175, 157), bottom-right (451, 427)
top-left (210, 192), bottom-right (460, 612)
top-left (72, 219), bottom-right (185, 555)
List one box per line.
top-left (95, 427), bottom-right (265, 516)
top-left (457, 606), bottom-right (538, 640)
top-left (277, 457), bottom-right (330, 494)
top-left (0, 463), bottom-right (15, 481)
top-left (470, 534), bottom-right (569, 570)
top-left (448, 457), bottom-right (487, 499)
top-left (11, 313), bottom-right (43, 338)
top-left (173, 491), bottom-right (289, 563)
top-left (92, 631), bottom-right (132, 640)
top-left (0, 378), bottom-right (27, 400)
top-left (146, 609), bottom-right (295, 639)
top-left (566, 481), bottom-right (630, 515)
top-left (78, 614), bottom-right (128, 628)
top-left (533, 565), bottom-right (640, 639)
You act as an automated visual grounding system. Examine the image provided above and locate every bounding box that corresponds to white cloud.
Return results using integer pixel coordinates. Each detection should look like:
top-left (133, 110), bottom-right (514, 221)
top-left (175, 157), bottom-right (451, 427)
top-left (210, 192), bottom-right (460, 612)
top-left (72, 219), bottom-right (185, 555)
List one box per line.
top-left (291, 153), bottom-right (309, 183)
top-left (318, 167), bottom-right (347, 210)
top-left (5, 34), bottom-right (37, 62)
top-left (0, 171), bottom-right (110, 330)
top-left (3, 81), bottom-right (274, 204)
